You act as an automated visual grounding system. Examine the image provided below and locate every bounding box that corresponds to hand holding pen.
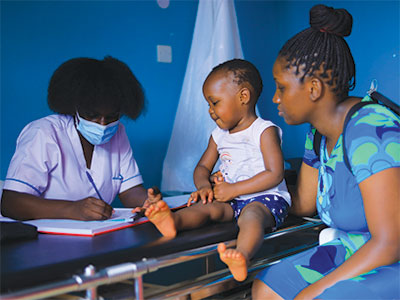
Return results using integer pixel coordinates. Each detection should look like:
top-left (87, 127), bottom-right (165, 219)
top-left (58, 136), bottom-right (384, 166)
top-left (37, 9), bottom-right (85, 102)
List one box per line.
top-left (70, 197), bottom-right (113, 221)
top-left (74, 171), bottom-right (113, 221)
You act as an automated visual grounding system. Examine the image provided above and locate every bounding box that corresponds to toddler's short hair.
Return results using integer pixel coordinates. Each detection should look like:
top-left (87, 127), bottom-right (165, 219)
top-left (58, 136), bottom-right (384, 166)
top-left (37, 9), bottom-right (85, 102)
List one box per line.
top-left (210, 59), bottom-right (263, 102)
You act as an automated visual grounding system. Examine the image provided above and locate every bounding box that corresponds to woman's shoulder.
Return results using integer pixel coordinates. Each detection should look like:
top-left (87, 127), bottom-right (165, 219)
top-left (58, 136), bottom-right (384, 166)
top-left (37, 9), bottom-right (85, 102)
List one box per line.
top-left (347, 94), bottom-right (398, 118)
top-left (20, 114), bottom-right (74, 138)
top-left (341, 95), bottom-right (399, 147)
top-left (344, 96), bottom-right (400, 182)
top-left (345, 96), bottom-right (399, 135)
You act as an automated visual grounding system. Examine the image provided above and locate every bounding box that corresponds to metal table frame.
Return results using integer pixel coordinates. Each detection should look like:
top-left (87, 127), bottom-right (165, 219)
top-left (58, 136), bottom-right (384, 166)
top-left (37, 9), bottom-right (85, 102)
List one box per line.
top-left (1, 220), bottom-right (324, 300)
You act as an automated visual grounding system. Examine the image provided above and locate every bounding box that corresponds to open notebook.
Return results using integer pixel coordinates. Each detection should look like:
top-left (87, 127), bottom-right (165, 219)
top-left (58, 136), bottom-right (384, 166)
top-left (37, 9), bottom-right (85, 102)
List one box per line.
top-left (1, 194), bottom-right (189, 237)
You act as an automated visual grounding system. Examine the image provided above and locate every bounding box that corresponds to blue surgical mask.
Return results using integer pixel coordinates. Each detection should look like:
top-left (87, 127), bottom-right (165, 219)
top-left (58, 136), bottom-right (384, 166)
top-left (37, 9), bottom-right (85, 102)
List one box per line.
top-left (76, 112), bottom-right (119, 145)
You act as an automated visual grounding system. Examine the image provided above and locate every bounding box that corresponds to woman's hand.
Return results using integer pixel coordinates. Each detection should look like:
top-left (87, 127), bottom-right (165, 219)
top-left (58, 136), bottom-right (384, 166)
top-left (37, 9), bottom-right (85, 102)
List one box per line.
top-left (71, 197), bottom-right (114, 220)
top-left (294, 282), bottom-right (325, 300)
top-left (188, 187), bottom-right (214, 206)
top-left (1, 190), bottom-right (114, 221)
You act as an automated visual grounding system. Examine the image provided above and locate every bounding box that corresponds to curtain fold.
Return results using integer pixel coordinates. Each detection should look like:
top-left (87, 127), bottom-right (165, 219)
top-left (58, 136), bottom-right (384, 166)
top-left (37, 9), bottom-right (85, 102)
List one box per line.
top-left (161, 0), bottom-right (243, 194)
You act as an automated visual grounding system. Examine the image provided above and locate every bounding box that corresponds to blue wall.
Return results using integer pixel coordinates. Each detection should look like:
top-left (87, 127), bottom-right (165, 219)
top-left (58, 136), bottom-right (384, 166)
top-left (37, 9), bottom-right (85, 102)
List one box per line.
top-left (1, 0), bottom-right (197, 188)
top-left (236, 0), bottom-right (400, 159)
top-left (1, 1), bottom-right (399, 191)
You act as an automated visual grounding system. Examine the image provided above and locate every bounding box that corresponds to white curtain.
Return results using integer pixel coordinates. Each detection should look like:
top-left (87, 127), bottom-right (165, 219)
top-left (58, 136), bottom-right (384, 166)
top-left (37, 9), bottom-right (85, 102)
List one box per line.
top-left (161, 0), bottom-right (243, 194)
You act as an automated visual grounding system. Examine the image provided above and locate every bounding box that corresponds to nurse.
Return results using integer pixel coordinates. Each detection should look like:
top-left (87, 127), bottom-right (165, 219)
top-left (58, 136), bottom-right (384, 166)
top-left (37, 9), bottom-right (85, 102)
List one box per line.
top-left (1, 56), bottom-right (158, 221)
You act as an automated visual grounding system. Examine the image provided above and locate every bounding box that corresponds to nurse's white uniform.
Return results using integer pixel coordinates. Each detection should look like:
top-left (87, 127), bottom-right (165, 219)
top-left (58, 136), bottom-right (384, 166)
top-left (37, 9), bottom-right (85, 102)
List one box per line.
top-left (4, 114), bottom-right (143, 204)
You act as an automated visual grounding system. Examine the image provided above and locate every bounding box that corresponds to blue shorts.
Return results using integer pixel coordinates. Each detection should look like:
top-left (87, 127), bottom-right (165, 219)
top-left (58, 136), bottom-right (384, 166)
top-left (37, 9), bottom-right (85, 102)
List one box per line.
top-left (229, 194), bottom-right (289, 227)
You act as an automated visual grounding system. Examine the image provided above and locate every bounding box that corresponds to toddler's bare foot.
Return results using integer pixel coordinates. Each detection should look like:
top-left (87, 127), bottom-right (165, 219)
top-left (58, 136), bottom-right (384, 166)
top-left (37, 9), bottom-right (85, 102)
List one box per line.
top-left (145, 200), bottom-right (177, 238)
top-left (217, 243), bottom-right (248, 281)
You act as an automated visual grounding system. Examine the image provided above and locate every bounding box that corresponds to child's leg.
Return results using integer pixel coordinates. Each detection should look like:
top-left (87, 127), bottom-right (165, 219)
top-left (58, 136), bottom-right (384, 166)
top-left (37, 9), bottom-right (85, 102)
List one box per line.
top-left (218, 201), bottom-right (274, 281)
top-left (236, 201), bottom-right (275, 259)
top-left (146, 200), bottom-right (234, 238)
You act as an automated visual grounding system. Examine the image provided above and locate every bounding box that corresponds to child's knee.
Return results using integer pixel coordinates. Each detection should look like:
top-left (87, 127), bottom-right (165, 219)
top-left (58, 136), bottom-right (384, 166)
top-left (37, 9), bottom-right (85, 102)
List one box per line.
top-left (241, 201), bottom-right (271, 218)
top-left (209, 202), bottom-right (233, 221)
top-left (239, 203), bottom-right (274, 226)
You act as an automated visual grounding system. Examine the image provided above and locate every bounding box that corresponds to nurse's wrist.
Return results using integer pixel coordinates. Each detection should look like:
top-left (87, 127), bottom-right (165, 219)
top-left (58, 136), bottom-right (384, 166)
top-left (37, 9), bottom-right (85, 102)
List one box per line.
top-left (52, 199), bottom-right (76, 220)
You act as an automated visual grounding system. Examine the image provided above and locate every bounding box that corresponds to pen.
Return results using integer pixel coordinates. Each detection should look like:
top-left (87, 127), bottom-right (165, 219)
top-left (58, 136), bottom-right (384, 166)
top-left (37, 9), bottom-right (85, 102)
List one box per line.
top-left (132, 209), bottom-right (146, 221)
top-left (107, 218), bottom-right (134, 222)
top-left (86, 171), bottom-right (104, 201)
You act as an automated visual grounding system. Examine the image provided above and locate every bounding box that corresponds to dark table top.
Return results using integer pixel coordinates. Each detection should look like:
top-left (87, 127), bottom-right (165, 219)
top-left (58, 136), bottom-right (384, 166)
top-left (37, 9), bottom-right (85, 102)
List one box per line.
top-left (0, 214), bottom-right (309, 294)
top-left (1, 218), bottom-right (240, 293)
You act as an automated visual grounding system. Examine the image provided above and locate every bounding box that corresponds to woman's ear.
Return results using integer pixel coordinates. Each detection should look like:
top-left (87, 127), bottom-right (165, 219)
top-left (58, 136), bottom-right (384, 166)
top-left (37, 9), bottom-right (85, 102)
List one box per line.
top-left (239, 88), bottom-right (251, 105)
top-left (308, 77), bottom-right (323, 102)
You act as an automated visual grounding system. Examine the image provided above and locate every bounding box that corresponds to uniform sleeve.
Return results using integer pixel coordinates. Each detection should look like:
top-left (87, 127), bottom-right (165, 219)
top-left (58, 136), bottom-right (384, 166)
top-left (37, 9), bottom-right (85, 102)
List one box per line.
top-left (4, 122), bottom-right (59, 196)
top-left (118, 125), bottom-right (144, 193)
top-left (345, 104), bottom-right (400, 183)
top-left (303, 126), bottom-right (321, 169)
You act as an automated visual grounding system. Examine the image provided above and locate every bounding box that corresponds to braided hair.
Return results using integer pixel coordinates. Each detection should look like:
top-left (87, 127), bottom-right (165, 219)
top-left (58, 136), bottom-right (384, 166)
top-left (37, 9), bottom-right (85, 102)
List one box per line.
top-left (209, 58), bottom-right (263, 102)
top-left (48, 56), bottom-right (145, 119)
top-left (279, 4), bottom-right (355, 100)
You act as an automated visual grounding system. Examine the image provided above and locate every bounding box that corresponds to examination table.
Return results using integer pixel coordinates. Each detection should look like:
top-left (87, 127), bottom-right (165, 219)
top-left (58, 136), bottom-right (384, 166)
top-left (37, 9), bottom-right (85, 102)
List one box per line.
top-left (0, 212), bottom-right (324, 300)
top-left (1, 163), bottom-right (325, 299)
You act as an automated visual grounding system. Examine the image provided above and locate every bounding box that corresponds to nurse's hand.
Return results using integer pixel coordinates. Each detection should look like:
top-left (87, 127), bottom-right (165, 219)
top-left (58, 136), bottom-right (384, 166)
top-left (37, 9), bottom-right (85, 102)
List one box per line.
top-left (72, 197), bottom-right (114, 220)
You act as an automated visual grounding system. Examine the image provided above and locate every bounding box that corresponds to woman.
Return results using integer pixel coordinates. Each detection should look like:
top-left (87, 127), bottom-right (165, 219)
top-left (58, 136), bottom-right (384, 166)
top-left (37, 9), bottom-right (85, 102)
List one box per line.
top-left (1, 56), bottom-right (158, 221)
top-left (252, 4), bottom-right (399, 299)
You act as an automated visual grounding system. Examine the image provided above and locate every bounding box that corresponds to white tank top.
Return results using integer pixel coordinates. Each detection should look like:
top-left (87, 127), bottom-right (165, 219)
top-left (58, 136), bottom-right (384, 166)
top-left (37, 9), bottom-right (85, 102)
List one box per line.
top-left (212, 117), bottom-right (290, 205)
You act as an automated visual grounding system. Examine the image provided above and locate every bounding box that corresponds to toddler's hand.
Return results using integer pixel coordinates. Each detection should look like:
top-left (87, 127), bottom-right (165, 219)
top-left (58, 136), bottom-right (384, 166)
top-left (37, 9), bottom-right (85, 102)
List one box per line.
top-left (187, 187), bottom-right (213, 206)
top-left (210, 171), bottom-right (224, 186)
top-left (213, 181), bottom-right (236, 202)
top-left (140, 187), bottom-right (162, 210)
top-left (132, 187), bottom-right (162, 214)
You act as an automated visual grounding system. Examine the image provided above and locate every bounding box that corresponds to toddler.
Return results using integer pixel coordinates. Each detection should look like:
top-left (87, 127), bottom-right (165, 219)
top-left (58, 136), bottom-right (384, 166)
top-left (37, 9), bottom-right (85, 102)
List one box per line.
top-left (146, 59), bottom-right (290, 281)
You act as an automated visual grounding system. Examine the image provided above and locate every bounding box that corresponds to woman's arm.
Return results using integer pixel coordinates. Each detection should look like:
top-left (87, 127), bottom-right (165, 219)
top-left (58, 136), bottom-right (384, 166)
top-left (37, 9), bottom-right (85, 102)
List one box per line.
top-left (295, 167), bottom-right (400, 299)
top-left (289, 161), bottom-right (318, 216)
top-left (1, 190), bottom-right (113, 221)
top-left (119, 184), bottom-right (148, 208)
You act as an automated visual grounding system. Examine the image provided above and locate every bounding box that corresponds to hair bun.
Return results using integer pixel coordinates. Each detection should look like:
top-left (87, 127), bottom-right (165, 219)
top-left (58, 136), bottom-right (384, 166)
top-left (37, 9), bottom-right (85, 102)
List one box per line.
top-left (309, 4), bottom-right (353, 37)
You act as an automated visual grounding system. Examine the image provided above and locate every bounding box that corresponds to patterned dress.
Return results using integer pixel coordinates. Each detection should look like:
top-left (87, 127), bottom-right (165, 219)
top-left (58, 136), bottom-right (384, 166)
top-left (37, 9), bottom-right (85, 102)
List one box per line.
top-left (255, 95), bottom-right (400, 299)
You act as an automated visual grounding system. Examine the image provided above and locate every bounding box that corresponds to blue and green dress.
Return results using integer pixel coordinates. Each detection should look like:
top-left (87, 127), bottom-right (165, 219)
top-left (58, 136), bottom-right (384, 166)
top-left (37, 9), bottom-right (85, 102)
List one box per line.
top-left (255, 95), bottom-right (400, 299)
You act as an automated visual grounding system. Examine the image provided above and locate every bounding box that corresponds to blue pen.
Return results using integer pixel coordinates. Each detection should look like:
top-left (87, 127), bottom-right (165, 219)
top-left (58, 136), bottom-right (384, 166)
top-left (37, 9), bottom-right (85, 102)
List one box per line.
top-left (107, 217), bottom-right (134, 222)
top-left (86, 171), bottom-right (104, 201)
